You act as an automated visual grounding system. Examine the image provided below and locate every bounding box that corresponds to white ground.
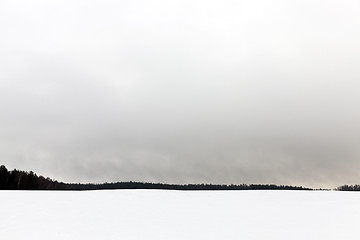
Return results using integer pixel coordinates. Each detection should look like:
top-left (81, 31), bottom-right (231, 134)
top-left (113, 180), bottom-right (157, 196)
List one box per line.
top-left (1, 190), bottom-right (360, 240)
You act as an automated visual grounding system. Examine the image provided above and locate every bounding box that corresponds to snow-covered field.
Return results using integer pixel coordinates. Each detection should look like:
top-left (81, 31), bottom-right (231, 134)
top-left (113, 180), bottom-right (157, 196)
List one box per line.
top-left (2, 190), bottom-right (360, 239)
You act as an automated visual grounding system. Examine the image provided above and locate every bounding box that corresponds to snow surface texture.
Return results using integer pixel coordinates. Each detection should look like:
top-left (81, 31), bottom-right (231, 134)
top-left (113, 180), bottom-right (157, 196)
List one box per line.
top-left (2, 190), bottom-right (360, 240)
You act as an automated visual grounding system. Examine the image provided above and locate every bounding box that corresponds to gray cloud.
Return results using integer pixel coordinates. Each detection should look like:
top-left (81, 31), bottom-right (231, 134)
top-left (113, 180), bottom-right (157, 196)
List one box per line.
top-left (1, 1), bottom-right (360, 188)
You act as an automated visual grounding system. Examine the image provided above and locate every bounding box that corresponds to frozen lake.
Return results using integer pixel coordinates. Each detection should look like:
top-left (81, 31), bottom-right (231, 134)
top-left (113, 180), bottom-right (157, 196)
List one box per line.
top-left (2, 190), bottom-right (360, 240)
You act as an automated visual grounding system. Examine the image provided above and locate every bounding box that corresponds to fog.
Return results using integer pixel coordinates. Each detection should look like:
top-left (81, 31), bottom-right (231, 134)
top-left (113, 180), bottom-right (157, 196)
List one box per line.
top-left (1, 1), bottom-right (360, 188)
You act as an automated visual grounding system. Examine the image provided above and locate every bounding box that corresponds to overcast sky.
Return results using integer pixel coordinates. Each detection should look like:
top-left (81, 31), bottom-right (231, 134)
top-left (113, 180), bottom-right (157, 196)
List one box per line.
top-left (1, 1), bottom-right (360, 188)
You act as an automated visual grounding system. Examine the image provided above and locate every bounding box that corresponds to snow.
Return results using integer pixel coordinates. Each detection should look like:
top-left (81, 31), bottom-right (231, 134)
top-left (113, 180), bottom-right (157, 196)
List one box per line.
top-left (1, 190), bottom-right (360, 239)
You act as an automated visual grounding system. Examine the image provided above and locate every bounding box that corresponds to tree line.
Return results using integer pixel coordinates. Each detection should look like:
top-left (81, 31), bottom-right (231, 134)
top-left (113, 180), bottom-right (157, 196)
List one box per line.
top-left (336, 185), bottom-right (360, 191)
top-left (0, 165), bottom-right (318, 191)
top-left (0, 165), bottom-right (68, 190)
